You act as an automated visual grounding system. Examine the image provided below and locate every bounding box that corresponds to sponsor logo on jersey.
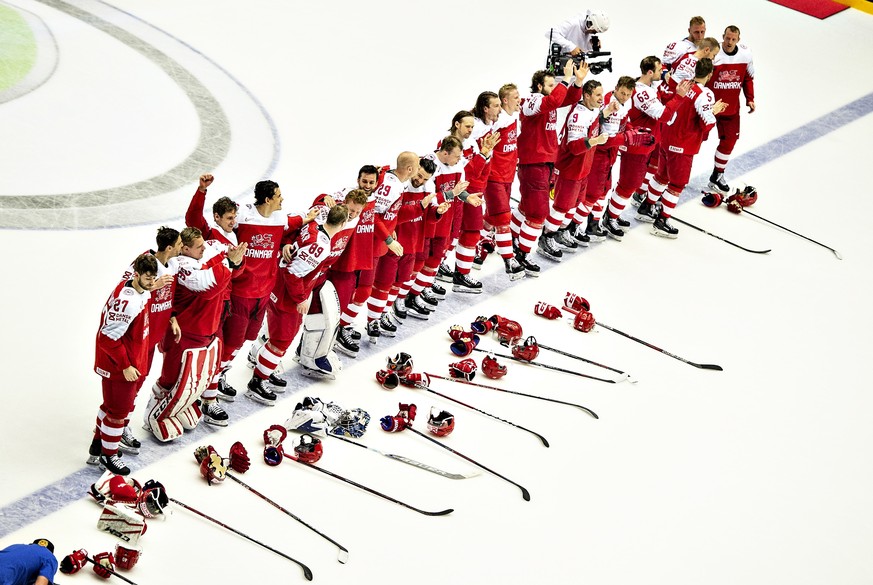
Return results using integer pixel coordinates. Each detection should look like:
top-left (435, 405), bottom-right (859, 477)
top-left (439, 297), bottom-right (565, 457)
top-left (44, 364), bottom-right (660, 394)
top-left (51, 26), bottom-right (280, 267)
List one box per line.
top-left (108, 311), bottom-right (132, 324)
top-left (249, 233), bottom-right (274, 248)
top-left (96, 367), bottom-right (110, 378)
top-left (270, 292), bottom-right (278, 304)
top-left (668, 145), bottom-right (685, 153)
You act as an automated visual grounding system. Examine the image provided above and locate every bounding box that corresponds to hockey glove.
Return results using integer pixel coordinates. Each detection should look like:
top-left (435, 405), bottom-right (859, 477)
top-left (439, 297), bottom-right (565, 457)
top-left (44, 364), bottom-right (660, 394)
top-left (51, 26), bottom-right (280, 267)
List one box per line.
top-left (229, 441), bottom-right (250, 473)
top-left (264, 444), bottom-right (285, 466)
top-left (380, 415), bottom-right (407, 432)
top-left (376, 369), bottom-right (400, 390)
top-left (564, 292), bottom-right (591, 313)
top-left (60, 549), bottom-right (89, 575)
top-left (449, 358), bottom-right (477, 381)
top-left (702, 191), bottom-right (723, 208)
top-left (622, 127), bottom-right (655, 147)
top-left (399, 372), bottom-right (430, 388)
top-left (470, 315), bottom-right (497, 334)
top-left (263, 424), bottom-right (287, 447)
top-left (534, 301), bottom-right (562, 320)
top-left (92, 551), bottom-right (116, 579)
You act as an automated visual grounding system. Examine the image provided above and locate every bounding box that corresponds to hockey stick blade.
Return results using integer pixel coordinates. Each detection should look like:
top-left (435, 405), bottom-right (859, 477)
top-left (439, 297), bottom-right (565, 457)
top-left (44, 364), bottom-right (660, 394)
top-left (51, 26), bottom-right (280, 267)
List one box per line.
top-left (424, 373), bottom-right (599, 419)
top-left (225, 472), bottom-right (349, 563)
top-left (286, 459), bottom-right (454, 516)
top-left (524, 340), bottom-right (635, 382)
top-left (596, 321), bottom-right (723, 371)
top-left (671, 215), bottom-right (771, 254)
top-left (329, 434), bottom-right (479, 479)
top-left (169, 497), bottom-right (314, 580)
top-left (407, 427), bottom-right (531, 501)
top-left (473, 347), bottom-right (617, 383)
top-left (738, 206), bottom-right (842, 260)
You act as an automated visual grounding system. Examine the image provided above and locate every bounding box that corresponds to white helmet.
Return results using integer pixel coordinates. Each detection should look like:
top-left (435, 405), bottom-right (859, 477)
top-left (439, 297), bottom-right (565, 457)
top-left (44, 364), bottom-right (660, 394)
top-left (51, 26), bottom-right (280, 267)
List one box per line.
top-left (585, 10), bottom-right (610, 33)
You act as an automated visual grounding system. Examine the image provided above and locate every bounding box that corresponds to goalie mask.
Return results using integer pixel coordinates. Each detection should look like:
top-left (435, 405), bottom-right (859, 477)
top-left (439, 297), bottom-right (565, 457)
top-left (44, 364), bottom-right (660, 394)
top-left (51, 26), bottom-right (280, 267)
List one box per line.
top-left (386, 352), bottom-right (414, 378)
top-left (137, 480), bottom-right (169, 518)
top-left (294, 434), bottom-right (323, 464)
top-left (481, 354), bottom-right (507, 379)
top-left (449, 358), bottom-right (477, 381)
top-left (511, 336), bottom-right (540, 362)
top-left (427, 408), bottom-right (455, 437)
top-left (330, 408), bottom-right (371, 438)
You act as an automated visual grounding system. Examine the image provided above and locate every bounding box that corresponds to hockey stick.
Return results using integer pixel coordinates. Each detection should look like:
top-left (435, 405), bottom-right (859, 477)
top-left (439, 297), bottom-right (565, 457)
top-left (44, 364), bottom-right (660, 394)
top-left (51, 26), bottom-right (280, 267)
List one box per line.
top-left (414, 382), bottom-right (550, 447)
top-left (737, 207), bottom-right (842, 260)
top-left (85, 555), bottom-right (139, 585)
top-left (169, 497), bottom-right (314, 581)
top-left (224, 472), bottom-right (349, 564)
top-left (595, 320), bottom-right (723, 371)
top-left (671, 215), bottom-right (771, 254)
top-left (284, 458), bottom-right (454, 516)
top-left (473, 347), bottom-right (617, 383)
top-left (329, 434), bottom-right (479, 479)
top-left (502, 339), bottom-right (635, 383)
top-left (425, 373), bottom-right (599, 419)
top-left (405, 426), bottom-right (531, 501)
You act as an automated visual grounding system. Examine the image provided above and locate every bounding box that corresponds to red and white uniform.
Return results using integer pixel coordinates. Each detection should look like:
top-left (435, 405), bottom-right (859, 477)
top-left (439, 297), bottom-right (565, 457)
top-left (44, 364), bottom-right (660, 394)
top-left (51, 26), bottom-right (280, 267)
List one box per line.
top-left (233, 206), bottom-right (305, 300)
top-left (185, 188), bottom-right (239, 246)
top-left (95, 282), bottom-right (151, 381)
top-left (488, 110), bottom-right (519, 185)
top-left (121, 252), bottom-right (178, 352)
top-left (372, 172), bottom-right (408, 256)
top-left (663, 37), bottom-right (696, 66)
top-left (586, 91), bottom-right (631, 210)
top-left (707, 42), bottom-right (755, 172)
top-left (307, 195), bottom-right (360, 288)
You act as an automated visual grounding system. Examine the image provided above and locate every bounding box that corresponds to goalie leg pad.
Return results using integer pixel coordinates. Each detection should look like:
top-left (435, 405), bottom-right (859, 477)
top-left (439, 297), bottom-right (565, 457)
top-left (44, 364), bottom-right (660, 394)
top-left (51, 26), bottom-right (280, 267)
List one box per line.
top-left (298, 281), bottom-right (343, 374)
top-left (97, 501), bottom-right (147, 546)
top-left (146, 338), bottom-right (220, 441)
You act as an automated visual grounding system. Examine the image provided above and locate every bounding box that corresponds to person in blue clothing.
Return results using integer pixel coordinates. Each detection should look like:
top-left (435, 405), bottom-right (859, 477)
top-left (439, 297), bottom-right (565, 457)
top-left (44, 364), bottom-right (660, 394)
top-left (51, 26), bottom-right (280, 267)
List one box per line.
top-left (0, 538), bottom-right (58, 585)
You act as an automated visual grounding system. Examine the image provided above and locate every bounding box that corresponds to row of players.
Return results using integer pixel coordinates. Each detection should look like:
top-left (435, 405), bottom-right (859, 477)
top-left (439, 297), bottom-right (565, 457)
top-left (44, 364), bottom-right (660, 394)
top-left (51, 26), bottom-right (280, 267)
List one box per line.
top-left (88, 16), bottom-right (754, 476)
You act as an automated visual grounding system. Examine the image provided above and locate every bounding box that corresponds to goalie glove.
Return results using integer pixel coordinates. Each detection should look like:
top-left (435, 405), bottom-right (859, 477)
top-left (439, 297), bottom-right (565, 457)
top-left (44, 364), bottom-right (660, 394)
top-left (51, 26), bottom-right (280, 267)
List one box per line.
top-left (229, 441), bottom-right (250, 473)
top-left (533, 301), bottom-right (562, 320)
top-left (114, 545), bottom-right (142, 571)
top-left (285, 403), bottom-right (328, 436)
top-left (564, 292), bottom-right (590, 314)
top-left (376, 369), bottom-right (400, 390)
top-left (622, 127), bottom-right (655, 147)
top-left (92, 551), bottom-right (116, 579)
top-left (449, 358), bottom-right (477, 381)
top-left (60, 549), bottom-right (89, 575)
top-left (573, 310), bottom-right (596, 332)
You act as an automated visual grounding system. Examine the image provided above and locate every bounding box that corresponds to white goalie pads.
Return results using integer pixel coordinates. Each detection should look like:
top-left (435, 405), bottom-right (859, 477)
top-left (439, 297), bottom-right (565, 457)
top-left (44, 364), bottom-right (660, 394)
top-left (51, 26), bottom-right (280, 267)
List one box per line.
top-left (297, 282), bottom-right (343, 377)
top-left (145, 337), bottom-right (220, 442)
top-left (97, 501), bottom-right (147, 546)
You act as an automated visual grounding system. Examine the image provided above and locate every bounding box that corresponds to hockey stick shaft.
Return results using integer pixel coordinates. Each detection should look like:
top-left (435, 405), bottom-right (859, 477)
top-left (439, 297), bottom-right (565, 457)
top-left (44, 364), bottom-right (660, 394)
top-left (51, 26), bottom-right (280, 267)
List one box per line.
top-left (86, 556), bottom-right (138, 585)
top-left (671, 215), bottom-right (771, 254)
top-left (419, 386), bottom-right (549, 447)
top-left (740, 208), bottom-right (841, 259)
top-left (284, 459), bottom-right (453, 516)
top-left (425, 373), bottom-right (599, 419)
top-left (473, 347), bottom-right (617, 383)
top-left (225, 472), bottom-right (349, 564)
top-left (534, 341), bottom-right (632, 379)
top-left (329, 434), bottom-right (478, 479)
top-left (168, 497), bottom-right (314, 580)
top-left (407, 427), bottom-right (531, 501)
top-left (596, 321), bottom-right (723, 371)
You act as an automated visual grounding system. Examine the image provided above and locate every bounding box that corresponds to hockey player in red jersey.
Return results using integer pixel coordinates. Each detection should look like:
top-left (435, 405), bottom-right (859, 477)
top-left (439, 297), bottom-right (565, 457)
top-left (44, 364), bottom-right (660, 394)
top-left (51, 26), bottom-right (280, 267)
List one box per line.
top-left (662, 15), bottom-right (707, 67)
top-left (511, 60), bottom-right (585, 275)
top-left (706, 25), bottom-right (755, 195)
top-left (643, 58), bottom-right (727, 238)
top-left (664, 37), bottom-right (720, 101)
top-left (185, 174), bottom-right (240, 247)
top-left (248, 205), bottom-right (349, 401)
top-left (89, 254), bottom-right (159, 475)
top-left (538, 79), bottom-right (616, 261)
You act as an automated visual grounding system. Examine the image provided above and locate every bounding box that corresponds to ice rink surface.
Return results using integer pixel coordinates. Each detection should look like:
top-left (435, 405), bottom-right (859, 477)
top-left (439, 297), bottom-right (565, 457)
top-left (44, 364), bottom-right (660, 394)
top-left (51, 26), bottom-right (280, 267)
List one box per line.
top-left (1, 0), bottom-right (872, 583)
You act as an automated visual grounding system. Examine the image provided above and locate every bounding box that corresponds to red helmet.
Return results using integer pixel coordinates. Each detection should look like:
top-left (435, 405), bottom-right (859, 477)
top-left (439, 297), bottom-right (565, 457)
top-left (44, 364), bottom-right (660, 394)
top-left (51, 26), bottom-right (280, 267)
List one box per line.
top-left (427, 408), bottom-right (455, 437)
top-left (481, 354), bottom-right (507, 379)
top-left (511, 336), bottom-right (540, 362)
top-left (573, 310), bottom-right (596, 332)
top-left (294, 434), bottom-right (323, 464)
top-left (495, 318), bottom-right (523, 344)
top-left (114, 545), bottom-right (142, 571)
top-left (386, 352), bottom-right (414, 378)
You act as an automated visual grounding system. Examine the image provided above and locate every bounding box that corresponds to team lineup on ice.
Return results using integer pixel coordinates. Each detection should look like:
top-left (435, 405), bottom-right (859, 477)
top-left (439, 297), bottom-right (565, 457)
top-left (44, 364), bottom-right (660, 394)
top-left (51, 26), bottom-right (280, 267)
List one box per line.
top-left (1, 1), bottom-right (872, 584)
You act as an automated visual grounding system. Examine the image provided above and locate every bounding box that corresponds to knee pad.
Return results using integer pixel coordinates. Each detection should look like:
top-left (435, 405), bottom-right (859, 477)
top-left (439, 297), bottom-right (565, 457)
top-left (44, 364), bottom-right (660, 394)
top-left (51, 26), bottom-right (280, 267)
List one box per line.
top-left (459, 231), bottom-right (480, 248)
top-left (486, 211), bottom-right (512, 227)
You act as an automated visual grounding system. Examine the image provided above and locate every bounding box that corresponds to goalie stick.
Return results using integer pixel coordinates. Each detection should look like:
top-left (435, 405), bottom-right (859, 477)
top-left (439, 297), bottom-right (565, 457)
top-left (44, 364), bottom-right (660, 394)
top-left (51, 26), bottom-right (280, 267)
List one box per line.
top-left (425, 373), bottom-right (599, 419)
top-left (412, 382), bottom-right (550, 447)
top-left (595, 320), bottom-right (724, 371)
top-left (731, 205), bottom-right (842, 260)
top-left (502, 339), bottom-right (636, 383)
top-left (405, 426), bottom-right (531, 501)
top-left (283, 457), bottom-right (454, 516)
top-left (169, 497), bottom-right (313, 580)
top-left (224, 472), bottom-right (349, 564)
top-left (473, 347), bottom-right (618, 383)
top-left (329, 434), bottom-right (479, 479)
top-left (670, 215), bottom-right (771, 254)
top-left (85, 555), bottom-right (139, 585)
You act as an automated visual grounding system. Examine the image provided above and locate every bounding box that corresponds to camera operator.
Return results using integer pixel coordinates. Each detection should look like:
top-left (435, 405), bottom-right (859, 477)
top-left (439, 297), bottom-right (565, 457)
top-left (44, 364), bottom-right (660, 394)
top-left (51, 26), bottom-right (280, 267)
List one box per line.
top-left (547, 9), bottom-right (610, 55)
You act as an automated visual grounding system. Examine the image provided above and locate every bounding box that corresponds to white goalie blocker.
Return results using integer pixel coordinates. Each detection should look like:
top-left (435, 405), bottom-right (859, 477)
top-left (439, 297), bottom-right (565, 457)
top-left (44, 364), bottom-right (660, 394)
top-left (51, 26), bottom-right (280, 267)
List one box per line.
top-left (297, 281), bottom-right (343, 379)
top-left (145, 337), bottom-right (220, 442)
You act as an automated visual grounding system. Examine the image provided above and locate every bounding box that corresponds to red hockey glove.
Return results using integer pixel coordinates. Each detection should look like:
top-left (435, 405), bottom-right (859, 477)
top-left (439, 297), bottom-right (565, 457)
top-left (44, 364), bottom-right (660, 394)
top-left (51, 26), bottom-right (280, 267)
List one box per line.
top-left (380, 415), bottom-right (407, 432)
top-left (60, 549), bottom-right (89, 575)
top-left (449, 358), bottom-right (477, 381)
top-left (533, 301), bottom-right (562, 320)
top-left (564, 292), bottom-right (591, 314)
top-left (622, 127), bottom-right (655, 147)
top-left (92, 551), bottom-right (116, 579)
top-left (263, 424), bottom-right (287, 447)
top-left (229, 441), bottom-right (250, 473)
top-left (727, 199), bottom-right (743, 214)
top-left (398, 403), bottom-right (417, 422)
top-left (702, 191), bottom-right (723, 208)
top-left (470, 315), bottom-right (497, 334)
top-left (376, 369), bottom-right (400, 390)
top-left (449, 335), bottom-right (479, 357)
top-left (399, 372), bottom-right (430, 388)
